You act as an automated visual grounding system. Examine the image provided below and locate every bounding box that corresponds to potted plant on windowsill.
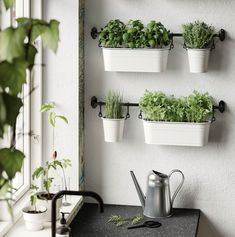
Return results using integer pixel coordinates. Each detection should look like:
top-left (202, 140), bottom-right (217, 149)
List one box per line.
top-left (182, 21), bottom-right (215, 73)
top-left (102, 91), bottom-right (124, 142)
top-left (139, 91), bottom-right (214, 146)
top-left (31, 102), bottom-right (71, 222)
top-left (22, 185), bottom-right (47, 231)
top-left (98, 19), bottom-right (171, 72)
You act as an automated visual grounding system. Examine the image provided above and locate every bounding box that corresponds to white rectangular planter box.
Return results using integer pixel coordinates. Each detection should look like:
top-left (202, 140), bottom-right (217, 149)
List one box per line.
top-left (143, 120), bottom-right (211, 146)
top-left (102, 48), bottom-right (169, 72)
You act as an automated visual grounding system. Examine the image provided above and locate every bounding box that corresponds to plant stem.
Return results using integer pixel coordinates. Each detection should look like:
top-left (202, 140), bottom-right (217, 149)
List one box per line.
top-left (61, 167), bottom-right (68, 202)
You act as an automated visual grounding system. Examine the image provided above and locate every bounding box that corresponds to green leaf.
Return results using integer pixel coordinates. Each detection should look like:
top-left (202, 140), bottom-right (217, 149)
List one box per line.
top-left (43, 178), bottom-right (53, 193)
top-left (40, 102), bottom-right (55, 112)
top-left (0, 27), bottom-right (26, 62)
top-left (3, 0), bottom-right (15, 10)
top-left (30, 23), bottom-right (48, 42)
top-left (41, 20), bottom-right (60, 52)
top-left (25, 44), bottom-right (38, 70)
top-left (30, 194), bottom-right (37, 207)
top-left (0, 148), bottom-right (24, 179)
top-left (32, 166), bottom-right (44, 180)
top-left (49, 111), bottom-right (56, 127)
top-left (62, 159), bottom-right (72, 168)
top-left (2, 93), bottom-right (23, 126)
top-left (56, 115), bottom-right (68, 124)
top-left (0, 59), bottom-right (27, 95)
top-left (0, 94), bottom-right (7, 137)
top-left (30, 184), bottom-right (39, 191)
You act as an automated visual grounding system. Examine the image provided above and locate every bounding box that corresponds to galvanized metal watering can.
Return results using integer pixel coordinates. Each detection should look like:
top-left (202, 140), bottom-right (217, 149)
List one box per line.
top-left (130, 170), bottom-right (184, 218)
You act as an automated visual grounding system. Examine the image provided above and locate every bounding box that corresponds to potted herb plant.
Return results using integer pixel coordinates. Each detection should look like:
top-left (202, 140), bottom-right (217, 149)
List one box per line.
top-left (102, 91), bottom-right (124, 142)
top-left (32, 102), bottom-right (71, 221)
top-left (139, 91), bottom-right (214, 146)
top-left (99, 19), bottom-right (171, 72)
top-left (182, 21), bottom-right (215, 73)
top-left (22, 185), bottom-right (47, 231)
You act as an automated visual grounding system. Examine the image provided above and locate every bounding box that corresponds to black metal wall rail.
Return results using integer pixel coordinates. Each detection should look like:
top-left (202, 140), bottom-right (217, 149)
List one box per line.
top-left (91, 27), bottom-right (226, 45)
top-left (91, 96), bottom-right (226, 121)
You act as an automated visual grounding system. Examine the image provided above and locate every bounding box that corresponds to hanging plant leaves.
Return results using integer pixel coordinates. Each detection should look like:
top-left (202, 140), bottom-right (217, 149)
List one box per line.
top-left (30, 21), bottom-right (48, 42)
top-left (0, 27), bottom-right (26, 62)
top-left (41, 20), bottom-right (60, 53)
top-left (2, 93), bottom-right (23, 127)
top-left (0, 59), bottom-right (27, 95)
top-left (0, 148), bottom-right (24, 179)
top-left (17, 18), bottom-right (60, 53)
top-left (3, 0), bottom-right (15, 10)
top-left (25, 44), bottom-right (38, 70)
top-left (0, 94), bottom-right (7, 138)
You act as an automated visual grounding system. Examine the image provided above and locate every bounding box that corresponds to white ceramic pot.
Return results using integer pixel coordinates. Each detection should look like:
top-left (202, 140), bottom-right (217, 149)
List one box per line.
top-left (102, 118), bottom-right (125, 142)
top-left (22, 206), bottom-right (47, 231)
top-left (143, 120), bottom-right (211, 146)
top-left (102, 48), bottom-right (169, 72)
top-left (37, 195), bottom-right (63, 222)
top-left (187, 48), bottom-right (210, 73)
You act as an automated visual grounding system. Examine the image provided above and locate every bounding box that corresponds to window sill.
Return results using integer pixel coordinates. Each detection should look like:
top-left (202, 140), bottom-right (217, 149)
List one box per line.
top-left (2, 196), bottom-right (83, 237)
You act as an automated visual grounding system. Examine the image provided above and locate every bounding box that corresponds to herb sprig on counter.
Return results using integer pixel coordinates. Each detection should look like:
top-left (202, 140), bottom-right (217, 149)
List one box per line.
top-left (108, 214), bottom-right (143, 227)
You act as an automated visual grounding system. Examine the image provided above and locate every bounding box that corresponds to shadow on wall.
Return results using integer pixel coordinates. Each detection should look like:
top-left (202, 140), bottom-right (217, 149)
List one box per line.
top-left (198, 212), bottom-right (223, 237)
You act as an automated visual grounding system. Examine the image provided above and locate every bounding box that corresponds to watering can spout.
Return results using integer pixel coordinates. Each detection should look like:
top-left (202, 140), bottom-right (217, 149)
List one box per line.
top-left (130, 171), bottom-right (145, 209)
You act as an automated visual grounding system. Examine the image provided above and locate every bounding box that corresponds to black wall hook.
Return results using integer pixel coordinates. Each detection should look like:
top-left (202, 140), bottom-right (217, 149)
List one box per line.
top-left (213, 100), bottom-right (226, 113)
top-left (215, 29), bottom-right (226, 42)
top-left (91, 27), bottom-right (99, 39)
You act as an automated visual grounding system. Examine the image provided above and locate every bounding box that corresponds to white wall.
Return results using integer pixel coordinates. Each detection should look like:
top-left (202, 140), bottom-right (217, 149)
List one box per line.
top-left (85, 1), bottom-right (235, 236)
top-left (42, 0), bottom-right (79, 190)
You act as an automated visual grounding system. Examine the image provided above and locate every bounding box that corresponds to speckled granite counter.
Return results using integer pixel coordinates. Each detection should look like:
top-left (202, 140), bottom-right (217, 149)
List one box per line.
top-left (70, 203), bottom-right (200, 237)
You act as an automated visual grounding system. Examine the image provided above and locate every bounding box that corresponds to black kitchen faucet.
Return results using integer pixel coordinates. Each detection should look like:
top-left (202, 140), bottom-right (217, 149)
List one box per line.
top-left (51, 190), bottom-right (104, 237)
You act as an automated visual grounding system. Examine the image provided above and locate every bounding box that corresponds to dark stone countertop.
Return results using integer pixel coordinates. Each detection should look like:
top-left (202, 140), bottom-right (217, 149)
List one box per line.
top-left (70, 203), bottom-right (200, 237)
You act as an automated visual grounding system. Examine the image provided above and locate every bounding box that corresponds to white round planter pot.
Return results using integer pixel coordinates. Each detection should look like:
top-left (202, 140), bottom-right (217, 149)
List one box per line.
top-left (37, 195), bottom-right (63, 222)
top-left (22, 206), bottom-right (47, 231)
top-left (187, 48), bottom-right (210, 73)
top-left (102, 118), bottom-right (125, 142)
top-left (102, 48), bottom-right (169, 72)
top-left (143, 120), bottom-right (211, 147)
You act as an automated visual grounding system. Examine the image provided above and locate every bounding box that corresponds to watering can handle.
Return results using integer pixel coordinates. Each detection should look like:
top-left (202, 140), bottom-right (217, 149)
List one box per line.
top-left (169, 169), bottom-right (185, 206)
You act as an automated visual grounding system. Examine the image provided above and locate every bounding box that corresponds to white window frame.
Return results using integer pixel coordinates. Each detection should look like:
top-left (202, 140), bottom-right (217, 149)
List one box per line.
top-left (0, 0), bottom-right (43, 234)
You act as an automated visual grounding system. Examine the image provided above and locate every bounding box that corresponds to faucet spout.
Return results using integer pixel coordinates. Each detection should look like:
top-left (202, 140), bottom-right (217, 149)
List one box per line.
top-left (51, 190), bottom-right (104, 237)
top-left (130, 171), bottom-right (145, 210)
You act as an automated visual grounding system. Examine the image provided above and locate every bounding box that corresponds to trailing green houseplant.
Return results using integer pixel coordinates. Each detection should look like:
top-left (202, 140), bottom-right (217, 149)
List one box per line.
top-left (102, 91), bottom-right (124, 142)
top-left (0, 0), bottom-right (60, 213)
top-left (182, 21), bottom-right (215, 73)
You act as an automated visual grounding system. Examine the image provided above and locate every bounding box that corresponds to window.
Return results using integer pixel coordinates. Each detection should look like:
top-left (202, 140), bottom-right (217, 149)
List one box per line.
top-left (11, 0), bottom-right (31, 201)
top-left (0, 0), bottom-right (42, 203)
